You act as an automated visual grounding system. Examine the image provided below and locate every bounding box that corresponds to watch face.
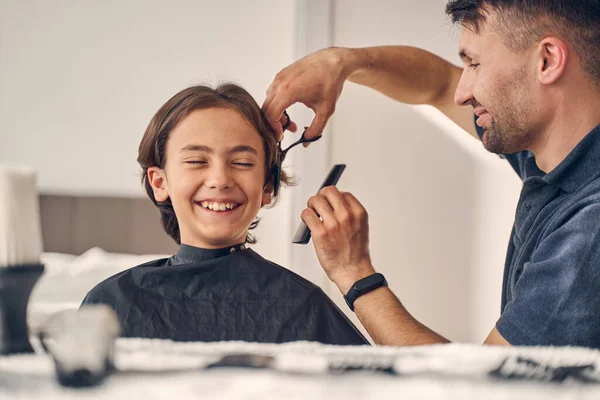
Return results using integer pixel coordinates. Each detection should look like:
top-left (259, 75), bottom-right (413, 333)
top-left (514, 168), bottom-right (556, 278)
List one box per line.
top-left (354, 273), bottom-right (384, 291)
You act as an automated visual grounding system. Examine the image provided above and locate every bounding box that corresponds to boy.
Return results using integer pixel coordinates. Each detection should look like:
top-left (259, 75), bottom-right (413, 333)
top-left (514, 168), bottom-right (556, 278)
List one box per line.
top-left (82, 84), bottom-right (368, 345)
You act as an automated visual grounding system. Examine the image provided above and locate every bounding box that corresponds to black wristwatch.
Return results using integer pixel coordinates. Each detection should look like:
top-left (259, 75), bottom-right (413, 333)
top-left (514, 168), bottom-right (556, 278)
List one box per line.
top-left (344, 273), bottom-right (388, 312)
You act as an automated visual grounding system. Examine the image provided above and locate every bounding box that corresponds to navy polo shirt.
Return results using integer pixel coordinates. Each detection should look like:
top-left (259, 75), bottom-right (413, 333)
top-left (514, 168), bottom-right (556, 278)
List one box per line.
top-left (475, 121), bottom-right (600, 348)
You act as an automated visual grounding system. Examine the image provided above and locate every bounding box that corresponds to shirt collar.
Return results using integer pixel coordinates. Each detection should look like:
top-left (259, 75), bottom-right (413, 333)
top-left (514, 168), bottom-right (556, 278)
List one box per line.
top-left (541, 124), bottom-right (600, 193)
top-left (170, 243), bottom-right (247, 266)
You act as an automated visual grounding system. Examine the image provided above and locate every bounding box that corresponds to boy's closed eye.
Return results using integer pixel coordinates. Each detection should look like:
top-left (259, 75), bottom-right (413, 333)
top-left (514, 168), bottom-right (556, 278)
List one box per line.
top-left (184, 160), bottom-right (208, 165)
top-left (182, 160), bottom-right (256, 168)
top-left (232, 161), bottom-right (255, 168)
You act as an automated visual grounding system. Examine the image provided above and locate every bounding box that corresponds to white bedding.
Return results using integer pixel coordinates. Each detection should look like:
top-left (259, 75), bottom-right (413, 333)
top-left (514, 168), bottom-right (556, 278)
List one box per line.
top-left (28, 248), bottom-right (169, 329)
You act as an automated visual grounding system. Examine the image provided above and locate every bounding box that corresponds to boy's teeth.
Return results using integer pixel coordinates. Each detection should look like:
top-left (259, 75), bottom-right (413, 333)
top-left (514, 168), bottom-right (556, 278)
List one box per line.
top-left (201, 202), bottom-right (236, 211)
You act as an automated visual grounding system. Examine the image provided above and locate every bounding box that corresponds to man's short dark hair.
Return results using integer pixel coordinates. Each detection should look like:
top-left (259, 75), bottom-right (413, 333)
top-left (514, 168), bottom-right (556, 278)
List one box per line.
top-left (445, 0), bottom-right (600, 88)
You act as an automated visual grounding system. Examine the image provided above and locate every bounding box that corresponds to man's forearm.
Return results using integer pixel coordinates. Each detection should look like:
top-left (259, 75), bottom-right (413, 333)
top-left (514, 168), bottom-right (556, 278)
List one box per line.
top-left (339, 46), bottom-right (477, 138)
top-left (343, 46), bottom-right (458, 107)
top-left (353, 286), bottom-right (450, 346)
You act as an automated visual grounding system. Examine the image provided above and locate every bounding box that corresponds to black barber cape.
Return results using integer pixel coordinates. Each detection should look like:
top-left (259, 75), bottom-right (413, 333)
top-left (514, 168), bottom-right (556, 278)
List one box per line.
top-left (82, 244), bottom-right (369, 345)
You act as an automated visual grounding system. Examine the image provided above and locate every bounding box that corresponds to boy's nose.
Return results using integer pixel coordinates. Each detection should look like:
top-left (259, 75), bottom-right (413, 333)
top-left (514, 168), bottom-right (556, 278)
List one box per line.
top-left (206, 165), bottom-right (233, 189)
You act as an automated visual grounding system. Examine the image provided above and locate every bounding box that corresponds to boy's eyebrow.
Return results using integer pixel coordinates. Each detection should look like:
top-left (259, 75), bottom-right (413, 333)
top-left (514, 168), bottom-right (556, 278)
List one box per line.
top-left (229, 145), bottom-right (258, 155)
top-left (181, 144), bottom-right (212, 153)
top-left (180, 144), bottom-right (258, 155)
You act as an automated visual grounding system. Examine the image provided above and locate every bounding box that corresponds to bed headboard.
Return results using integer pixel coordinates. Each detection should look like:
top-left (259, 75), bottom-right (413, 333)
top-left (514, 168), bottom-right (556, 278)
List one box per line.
top-left (39, 194), bottom-right (178, 255)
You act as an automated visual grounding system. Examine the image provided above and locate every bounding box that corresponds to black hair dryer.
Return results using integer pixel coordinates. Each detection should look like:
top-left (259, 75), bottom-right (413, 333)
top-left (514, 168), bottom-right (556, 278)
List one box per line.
top-left (0, 263), bottom-right (44, 354)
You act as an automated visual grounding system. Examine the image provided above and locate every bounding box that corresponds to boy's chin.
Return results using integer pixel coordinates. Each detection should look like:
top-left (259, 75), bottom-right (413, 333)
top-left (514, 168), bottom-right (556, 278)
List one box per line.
top-left (189, 231), bottom-right (248, 249)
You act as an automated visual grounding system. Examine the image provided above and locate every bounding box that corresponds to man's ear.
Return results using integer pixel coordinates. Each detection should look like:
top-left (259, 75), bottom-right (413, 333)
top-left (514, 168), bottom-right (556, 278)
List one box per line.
top-left (147, 167), bottom-right (170, 202)
top-left (262, 183), bottom-right (274, 206)
top-left (537, 36), bottom-right (568, 85)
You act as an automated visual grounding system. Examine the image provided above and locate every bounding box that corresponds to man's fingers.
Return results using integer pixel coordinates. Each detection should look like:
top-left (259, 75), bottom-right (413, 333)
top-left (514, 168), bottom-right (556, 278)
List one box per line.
top-left (264, 96), bottom-right (296, 141)
top-left (261, 86), bottom-right (276, 118)
top-left (307, 195), bottom-right (337, 228)
top-left (273, 116), bottom-right (298, 141)
top-left (287, 120), bottom-right (298, 133)
top-left (262, 92), bottom-right (298, 138)
top-left (303, 109), bottom-right (331, 147)
top-left (306, 190), bottom-right (365, 231)
top-left (263, 87), bottom-right (293, 120)
top-left (342, 192), bottom-right (368, 223)
top-left (301, 208), bottom-right (322, 233)
top-left (319, 186), bottom-right (352, 227)
top-left (263, 69), bottom-right (290, 113)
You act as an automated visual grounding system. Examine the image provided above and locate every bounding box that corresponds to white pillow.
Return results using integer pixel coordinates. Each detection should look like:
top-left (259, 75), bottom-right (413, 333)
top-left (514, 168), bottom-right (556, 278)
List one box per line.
top-left (29, 247), bottom-right (170, 330)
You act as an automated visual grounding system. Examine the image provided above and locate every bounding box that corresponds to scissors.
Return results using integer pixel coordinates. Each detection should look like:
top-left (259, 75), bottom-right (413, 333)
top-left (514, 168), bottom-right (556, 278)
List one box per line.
top-left (272, 111), bottom-right (322, 196)
top-left (278, 110), bottom-right (322, 164)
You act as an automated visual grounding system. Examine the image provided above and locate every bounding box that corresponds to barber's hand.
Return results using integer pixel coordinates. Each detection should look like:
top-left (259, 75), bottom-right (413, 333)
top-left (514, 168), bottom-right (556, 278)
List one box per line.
top-left (301, 186), bottom-right (376, 294)
top-left (263, 47), bottom-right (358, 143)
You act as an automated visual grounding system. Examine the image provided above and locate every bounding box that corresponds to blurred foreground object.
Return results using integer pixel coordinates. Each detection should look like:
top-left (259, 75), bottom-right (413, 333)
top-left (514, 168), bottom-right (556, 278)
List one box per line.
top-left (39, 305), bottom-right (120, 387)
top-left (0, 165), bottom-right (44, 354)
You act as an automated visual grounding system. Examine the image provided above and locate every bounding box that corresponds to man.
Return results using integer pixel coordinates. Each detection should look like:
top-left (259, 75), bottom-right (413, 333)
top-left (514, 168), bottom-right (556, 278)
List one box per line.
top-left (262, 0), bottom-right (600, 347)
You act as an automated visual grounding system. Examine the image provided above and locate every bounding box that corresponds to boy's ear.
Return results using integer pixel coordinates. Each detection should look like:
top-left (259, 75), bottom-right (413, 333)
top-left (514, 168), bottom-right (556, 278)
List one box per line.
top-left (262, 183), bottom-right (274, 206)
top-left (147, 167), bottom-right (170, 202)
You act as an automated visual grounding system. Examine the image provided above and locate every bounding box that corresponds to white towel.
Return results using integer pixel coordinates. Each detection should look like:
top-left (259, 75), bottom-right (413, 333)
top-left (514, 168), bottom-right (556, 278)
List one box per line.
top-left (0, 165), bottom-right (42, 266)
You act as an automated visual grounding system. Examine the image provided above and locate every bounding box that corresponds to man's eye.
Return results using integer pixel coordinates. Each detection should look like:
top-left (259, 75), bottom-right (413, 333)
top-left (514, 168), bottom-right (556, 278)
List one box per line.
top-left (470, 63), bottom-right (480, 70)
top-left (185, 160), bottom-right (207, 165)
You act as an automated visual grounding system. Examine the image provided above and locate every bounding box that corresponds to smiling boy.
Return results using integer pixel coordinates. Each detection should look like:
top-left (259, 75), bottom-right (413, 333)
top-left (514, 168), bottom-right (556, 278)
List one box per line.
top-left (82, 84), bottom-right (368, 345)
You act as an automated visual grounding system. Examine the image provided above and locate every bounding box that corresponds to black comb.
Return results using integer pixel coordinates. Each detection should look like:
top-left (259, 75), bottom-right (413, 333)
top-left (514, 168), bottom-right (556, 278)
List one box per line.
top-left (293, 164), bottom-right (346, 244)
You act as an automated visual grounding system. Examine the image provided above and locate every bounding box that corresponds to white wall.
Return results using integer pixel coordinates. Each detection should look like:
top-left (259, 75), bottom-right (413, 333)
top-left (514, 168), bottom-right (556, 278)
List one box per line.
top-left (328, 0), bottom-right (522, 342)
top-left (0, 0), bottom-right (295, 196)
top-left (0, 0), bottom-right (296, 266)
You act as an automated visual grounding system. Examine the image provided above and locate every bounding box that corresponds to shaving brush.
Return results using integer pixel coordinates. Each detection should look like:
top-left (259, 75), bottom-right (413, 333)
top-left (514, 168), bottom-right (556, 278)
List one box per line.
top-left (0, 165), bottom-right (45, 354)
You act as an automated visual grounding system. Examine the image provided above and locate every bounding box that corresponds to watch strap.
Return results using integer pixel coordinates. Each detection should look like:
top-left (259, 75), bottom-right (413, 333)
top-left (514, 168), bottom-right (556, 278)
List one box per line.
top-left (344, 273), bottom-right (388, 312)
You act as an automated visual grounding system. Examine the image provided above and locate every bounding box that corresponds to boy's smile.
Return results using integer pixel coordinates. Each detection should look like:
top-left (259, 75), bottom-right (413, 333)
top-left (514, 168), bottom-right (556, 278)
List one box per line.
top-left (197, 199), bottom-right (240, 212)
top-left (195, 198), bottom-right (242, 218)
top-left (148, 107), bottom-right (272, 249)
